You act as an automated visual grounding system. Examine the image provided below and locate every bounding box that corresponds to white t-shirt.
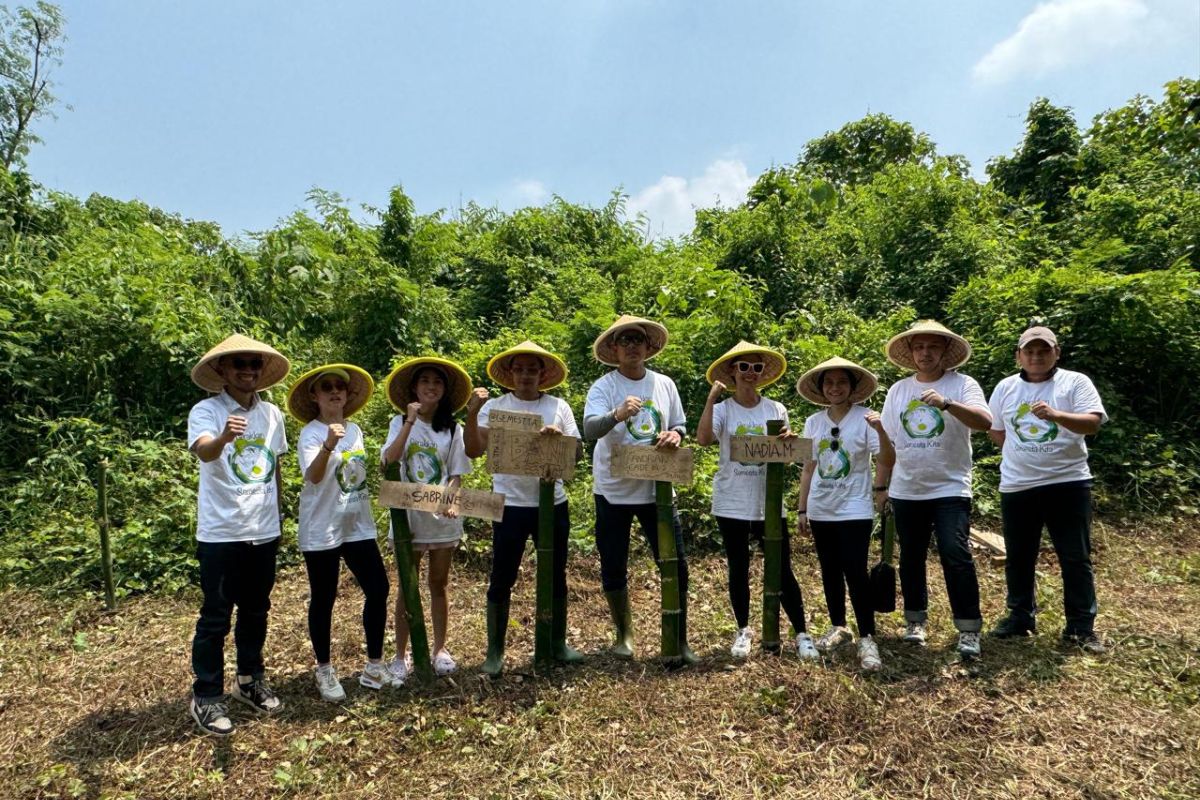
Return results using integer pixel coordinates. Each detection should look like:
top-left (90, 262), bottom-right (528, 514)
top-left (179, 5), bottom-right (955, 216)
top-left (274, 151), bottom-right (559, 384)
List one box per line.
top-left (710, 396), bottom-right (790, 521)
top-left (297, 421), bottom-right (377, 552)
top-left (478, 393), bottom-right (579, 507)
top-left (187, 391), bottom-right (288, 543)
top-left (803, 405), bottom-right (880, 521)
top-left (989, 368), bottom-right (1108, 493)
top-left (585, 369), bottom-right (686, 504)
top-left (382, 416), bottom-right (473, 545)
top-left (881, 371), bottom-right (989, 500)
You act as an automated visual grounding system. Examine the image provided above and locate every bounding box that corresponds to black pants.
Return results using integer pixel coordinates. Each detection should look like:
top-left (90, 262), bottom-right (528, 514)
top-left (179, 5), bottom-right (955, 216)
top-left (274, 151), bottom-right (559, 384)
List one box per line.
top-left (1000, 480), bottom-right (1097, 636)
top-left (716, 516), bottom-right (807, 633)
top-left (303, 538), bottom-right (391, 663)
top-left (594, 495), bottom-right (689, 598)
top-left (810, 519), bottom-right (875, 636)
top-left (192, 538), bottom-right (279, 700)
top-left (891, 496), bottom-right (983, 632)
top-left (487, 501), bottom-right (570, 604)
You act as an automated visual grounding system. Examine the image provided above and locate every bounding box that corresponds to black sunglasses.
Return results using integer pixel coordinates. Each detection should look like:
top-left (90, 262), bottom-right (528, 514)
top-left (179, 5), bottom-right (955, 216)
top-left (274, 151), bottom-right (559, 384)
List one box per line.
top-left (734, 361), bottom-right (766, 374)
top-left (615, 332), bottom-right (647, 346)
top-left (829, 426), bottom-right (841, 452)
top-left (231, 356), bottom-right (264, 370)
top-left (317, 379), bottom-right (348, 393)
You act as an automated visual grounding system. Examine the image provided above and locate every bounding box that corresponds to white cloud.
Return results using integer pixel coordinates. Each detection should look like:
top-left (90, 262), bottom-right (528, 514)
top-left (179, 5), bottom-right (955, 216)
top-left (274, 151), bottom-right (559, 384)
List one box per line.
top-left (626, 158), bottom-right (753, 240)
top-left (509, 179), bottom-right (550, 207)
top-left (973, 0), bottom-right (1161, 85)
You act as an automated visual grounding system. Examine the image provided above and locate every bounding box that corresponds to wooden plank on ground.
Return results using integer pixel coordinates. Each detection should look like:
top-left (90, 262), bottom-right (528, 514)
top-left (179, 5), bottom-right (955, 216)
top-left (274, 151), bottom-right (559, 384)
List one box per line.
top-left (970, 527), bottom-right (1007, 564)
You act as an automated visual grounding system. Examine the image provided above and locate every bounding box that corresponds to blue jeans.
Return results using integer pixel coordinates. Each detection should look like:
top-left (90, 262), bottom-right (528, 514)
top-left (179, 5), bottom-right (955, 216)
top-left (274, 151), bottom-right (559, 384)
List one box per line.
top-left (891, 496), bottom-right (983, 633)
top-left (1000, 480), bottom-right (1097, 636)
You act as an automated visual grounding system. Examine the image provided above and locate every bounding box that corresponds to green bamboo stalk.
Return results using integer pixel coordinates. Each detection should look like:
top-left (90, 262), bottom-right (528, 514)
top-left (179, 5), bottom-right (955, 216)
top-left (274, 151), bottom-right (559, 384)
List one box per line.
top-left (761, 419), bottom-right (784, 653)
top-left (534, 479), bottom-right (555, 670)
top-left (97, 459), bottom-right (116, 612)
top-left (385, 462), bottom-right (433, 683)
top-left (656, 480), bottom-right (681, 661)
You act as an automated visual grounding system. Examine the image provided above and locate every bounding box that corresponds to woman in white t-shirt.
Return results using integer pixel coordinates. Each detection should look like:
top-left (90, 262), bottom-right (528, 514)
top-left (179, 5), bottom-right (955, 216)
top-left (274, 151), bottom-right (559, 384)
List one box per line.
top-left (287, 364), bottom-right (390, 701)
top-left (697, 341), bottom-right (817, 660)
top-left (381, 357), bottom-right (474, 682)
top-left (796, 357), bottom-right (894, 672)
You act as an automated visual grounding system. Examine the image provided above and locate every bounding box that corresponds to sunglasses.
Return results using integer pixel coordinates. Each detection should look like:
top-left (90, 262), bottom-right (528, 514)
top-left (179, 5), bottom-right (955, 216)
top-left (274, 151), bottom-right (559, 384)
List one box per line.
top-left (231, 356), bottom-right (264, 370)
top-left (615, 331), bottom-right (647, 347)
top-left (733, 361), bottom-right (766, 374)
top-left (829, 426), bottom-right (841, 452)
top-left (317, 379), bottom-right (349, 393)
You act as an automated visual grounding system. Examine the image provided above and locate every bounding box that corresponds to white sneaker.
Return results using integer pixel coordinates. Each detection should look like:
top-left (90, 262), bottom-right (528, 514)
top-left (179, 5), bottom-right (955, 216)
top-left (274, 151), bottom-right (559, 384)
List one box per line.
top-left (387, 655), bottom-right (411, 687)
top-left (903, 622), bottom-right (927, 645)
top-left (314, 664), bottom-right (346, 702)
top-left (958, 631), bottom-right (982, 659)
top-left (730, 627), bottom-right (753, 659)
top-left (858, 636), bottom-right (882, 672)
top-left (796, 632), bottom-right (820, 661)
top-left (814, 626), bottom-right (853, 653)
top-left (433, 649), bottom-right (458, 676)
top-left (358, 661), bottom-right (390, 691)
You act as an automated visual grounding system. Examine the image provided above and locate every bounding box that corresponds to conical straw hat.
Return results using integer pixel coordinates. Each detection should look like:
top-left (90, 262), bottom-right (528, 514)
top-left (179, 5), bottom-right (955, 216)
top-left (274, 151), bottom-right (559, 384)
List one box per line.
top-left (705, 340), bottom-right (787, 390)
top-left (384, 356), bottom-right (473, 413)
top-left (592, 315), bottom-right (669, 367)
top-left (795, 356), bottom-right (879, 406)
top-left (486, 340), bottom-right (568, 391)
top-left (885, 320), bottom-right (972, 371)
top-left (286, 363), bottom-right (375, 423)
top-left (190, 333), bottom-right (290, 393)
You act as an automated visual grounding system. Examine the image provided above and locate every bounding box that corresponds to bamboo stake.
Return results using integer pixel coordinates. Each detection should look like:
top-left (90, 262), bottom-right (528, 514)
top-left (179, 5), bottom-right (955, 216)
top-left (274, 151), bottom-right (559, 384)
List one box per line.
top-left (534, 479), bottom-right (555, 670)
top-left (97, 459), bottom-right (116, 612)
top-left (656, 480), bottom-right (682, 661)
top-left (761, 419), bottom-right (784, 652)
top-left (385, 462), bottom-right (433, 683)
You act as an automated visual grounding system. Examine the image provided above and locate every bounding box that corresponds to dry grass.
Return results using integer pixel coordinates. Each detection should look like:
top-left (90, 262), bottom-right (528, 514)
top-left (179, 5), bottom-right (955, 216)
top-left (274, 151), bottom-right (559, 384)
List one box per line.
top-left (2, 519), bottom-right (1198, 799)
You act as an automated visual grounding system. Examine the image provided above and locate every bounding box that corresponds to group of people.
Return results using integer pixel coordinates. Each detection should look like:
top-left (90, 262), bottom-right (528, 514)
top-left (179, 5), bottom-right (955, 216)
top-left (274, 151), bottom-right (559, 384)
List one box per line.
top-left (184, 316), bottom-right (1107, 737)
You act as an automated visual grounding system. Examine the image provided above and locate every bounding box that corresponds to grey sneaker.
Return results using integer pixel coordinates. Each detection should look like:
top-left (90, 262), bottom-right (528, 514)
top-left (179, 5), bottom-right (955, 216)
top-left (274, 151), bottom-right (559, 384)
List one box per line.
top-left (958, 631), bottom-right (982, 659)
top-left (358, 661), bottom-right (391, 690)
top-left (858, 636), bottom-right (882, 671)
top-left (314, 665), bottom-right (346, 702)
top-left (903, 622), bottom-right (927, 645)
top-left (730, 627), bottom-right (753, 659)
top-left (795, 632), bottom-right (820, 661)
top-left (814, 626), bottom-right (853, 653)
top-left (1063, 632), bottom-right (1107, 655)
top-left (232, 677), bottom-right (283, 714)
top-left (190, 697), bottom-right (234, 737)
top-left (387, 655), bottom-right (411, 687)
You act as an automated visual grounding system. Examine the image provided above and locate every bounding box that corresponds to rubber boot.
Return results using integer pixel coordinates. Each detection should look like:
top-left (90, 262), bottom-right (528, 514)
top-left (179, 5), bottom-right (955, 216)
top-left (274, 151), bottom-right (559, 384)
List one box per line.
top-left (481, 600), bottom-right (508, 678)
top-left (604, 589), bottom-right (635, 658)
top-left (551, 597), bottom-right (584, 663)
top-left (678, 588), bottom-right (699, 665)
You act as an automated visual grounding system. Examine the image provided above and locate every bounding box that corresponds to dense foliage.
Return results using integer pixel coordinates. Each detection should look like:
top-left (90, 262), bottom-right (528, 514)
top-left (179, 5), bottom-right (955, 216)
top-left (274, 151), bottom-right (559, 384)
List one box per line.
top-left (1, 79), bottom-right (1197, 595)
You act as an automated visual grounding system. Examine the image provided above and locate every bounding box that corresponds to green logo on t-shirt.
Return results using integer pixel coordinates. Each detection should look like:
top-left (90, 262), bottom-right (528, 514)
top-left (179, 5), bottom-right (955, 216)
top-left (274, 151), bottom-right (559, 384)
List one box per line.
top-left (816, 439), bottom-right (851, 479)
top-left (405, 443), bottom-right (443, 484)
top-left (901, 400), bottom-right (945, 440)
top-left (1012, 402), bottom-right (1059, 444)
top-left (626, 400), bottom-right (663, 442)
top-left (336, 449), bottom-right (368, 492)
top-left (229, 437), bottom-right (276, 484)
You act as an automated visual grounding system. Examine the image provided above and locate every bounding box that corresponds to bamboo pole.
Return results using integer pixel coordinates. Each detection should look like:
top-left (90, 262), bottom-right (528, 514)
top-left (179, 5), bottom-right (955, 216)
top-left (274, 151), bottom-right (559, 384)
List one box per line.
top-left (761, 419), bottom-right (784, 652)
top-left (97, 459), bottom-right (116, 612)
top-left (534, 479), bottom-right (555, 670)
top-left (656, 480), bottom-right (682, 661)
top-left (385, 462), bottom-right (433, 683)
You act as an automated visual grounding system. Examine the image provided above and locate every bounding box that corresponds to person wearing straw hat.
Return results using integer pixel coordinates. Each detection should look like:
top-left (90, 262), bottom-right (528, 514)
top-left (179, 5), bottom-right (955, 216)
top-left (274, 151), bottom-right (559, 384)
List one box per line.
top-left (185, 333), bottom-right (291, 736)
top-left (463, 341), bottom-right (583, 676)
top-left (986, 326), bottom-right (1107, 654)
top-left (288, 364), bottom-right (393, 700)
top-left (380, 356), bottom-right (474, 682)
top-left (696, 341), bottom-right (817, 661)
top-left (583, 314), bottom-right (694, 662)
top-left (880, 320), bottom-right (992, 659)
top-left (795, 357), bottom-right (895, 672)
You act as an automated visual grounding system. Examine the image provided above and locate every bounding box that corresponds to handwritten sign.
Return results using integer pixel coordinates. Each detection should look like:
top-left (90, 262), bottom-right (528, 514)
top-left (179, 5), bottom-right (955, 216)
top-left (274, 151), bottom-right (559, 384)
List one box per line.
top-left (377, 481), bottom-right (505, 522)
top-left (610, 444), bottom-right (694, 484)
top-left (728, 435), bottom-right (812, 465)
top-left (487, 429), bottom-right (577, 481)
top-left (487, 409), bottom-right (544, 432)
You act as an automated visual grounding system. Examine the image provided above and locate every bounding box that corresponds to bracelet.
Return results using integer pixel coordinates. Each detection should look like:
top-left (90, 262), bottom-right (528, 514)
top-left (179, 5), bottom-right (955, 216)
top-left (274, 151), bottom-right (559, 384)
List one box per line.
top-left (873, 485), bottom-right (888, 491)
top-left (797, 509), bottom-right (807, 514)
top-left (322, 444), bottom-right (335, 453)
top-left (943, 399), bottom-right (953, 411)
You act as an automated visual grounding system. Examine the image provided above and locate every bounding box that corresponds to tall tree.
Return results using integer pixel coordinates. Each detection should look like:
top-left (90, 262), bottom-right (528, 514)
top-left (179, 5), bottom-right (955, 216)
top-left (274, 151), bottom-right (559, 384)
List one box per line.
top-left (987, 98), bottom-right (1081, 224)
top-left (0, 1), bottom-right (65, 171)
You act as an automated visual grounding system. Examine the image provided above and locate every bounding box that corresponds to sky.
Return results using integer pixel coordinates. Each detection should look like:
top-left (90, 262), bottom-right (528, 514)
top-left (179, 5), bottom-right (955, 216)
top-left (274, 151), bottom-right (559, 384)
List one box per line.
top-left (28, 0), bottom-right (1200, 239)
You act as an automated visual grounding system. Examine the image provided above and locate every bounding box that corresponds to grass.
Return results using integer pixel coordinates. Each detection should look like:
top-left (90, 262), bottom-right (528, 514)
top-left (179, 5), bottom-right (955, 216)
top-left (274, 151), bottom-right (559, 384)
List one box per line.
top-left (2, 518), bottom-right (1198, 799)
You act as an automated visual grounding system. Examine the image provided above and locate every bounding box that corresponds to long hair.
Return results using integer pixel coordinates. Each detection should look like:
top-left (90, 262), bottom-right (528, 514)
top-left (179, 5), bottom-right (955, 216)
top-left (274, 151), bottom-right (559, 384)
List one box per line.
top-left (409, 366), bottom-right (456, 433)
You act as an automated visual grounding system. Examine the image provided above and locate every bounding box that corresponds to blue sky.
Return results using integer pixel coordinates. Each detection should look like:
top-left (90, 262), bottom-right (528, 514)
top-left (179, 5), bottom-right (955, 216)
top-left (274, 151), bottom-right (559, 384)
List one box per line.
top-left (30, 0), bottom-right (1200, 238)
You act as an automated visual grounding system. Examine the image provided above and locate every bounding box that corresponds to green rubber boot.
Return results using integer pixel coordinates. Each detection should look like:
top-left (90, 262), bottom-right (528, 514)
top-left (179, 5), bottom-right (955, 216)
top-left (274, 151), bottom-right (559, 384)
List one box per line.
top-left (604, 590), bottom-right (635, 659)
top-left (552, 597), bottom-right (584, 663)
top-left (481, 600), bottom-right (509, 678)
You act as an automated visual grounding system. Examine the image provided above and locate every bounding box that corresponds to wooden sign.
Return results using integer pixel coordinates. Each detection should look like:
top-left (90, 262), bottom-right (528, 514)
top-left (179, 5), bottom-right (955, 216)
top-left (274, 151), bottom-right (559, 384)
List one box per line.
top-left (610, 444), bottom-right (694, 484)
top-left (487, 429), bottom-right (577, 481)
top-left (377, 480), bottom-right (506, 522)
top-left (728, 435), bottom-right (812, 465)
top-left (487, 409), bottom-right (544, 432)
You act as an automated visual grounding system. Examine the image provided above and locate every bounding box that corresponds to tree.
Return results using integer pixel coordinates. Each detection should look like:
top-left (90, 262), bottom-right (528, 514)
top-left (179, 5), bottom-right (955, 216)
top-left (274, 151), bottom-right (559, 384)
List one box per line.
top-left (800, 113), bottom-right (961, 187)
top-left (987, 98), bottom-right (1081, 223)
top-left (0, 1), bottom-right (65, 171)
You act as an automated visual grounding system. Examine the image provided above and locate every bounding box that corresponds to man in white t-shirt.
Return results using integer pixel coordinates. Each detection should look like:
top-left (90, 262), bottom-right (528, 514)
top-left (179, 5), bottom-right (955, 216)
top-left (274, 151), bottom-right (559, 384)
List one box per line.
top-left (881, 321), bottom-right (992, 659)
top-left (185, 334), bottom-right (291, 736)
top-left (583, 315), bottom-right (694, 662)
top-left (987, 326), bottom-right (1108, 654)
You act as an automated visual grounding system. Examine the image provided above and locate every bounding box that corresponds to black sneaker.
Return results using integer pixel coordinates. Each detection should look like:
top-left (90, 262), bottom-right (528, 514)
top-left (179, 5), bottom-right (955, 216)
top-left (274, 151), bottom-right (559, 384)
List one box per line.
top-left (190, 697), bottom-right (234, 736)
top-left (990, 616), bottom-right (1036, 639)
top-left (1062, 632), bottom-right (1107, 654)
top-left (232, 677), bottom-right (283, 715)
